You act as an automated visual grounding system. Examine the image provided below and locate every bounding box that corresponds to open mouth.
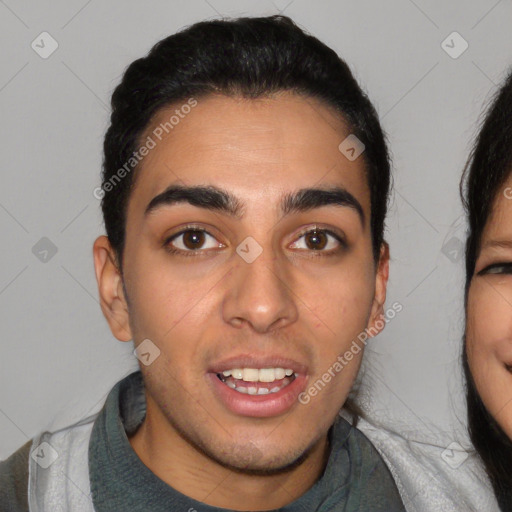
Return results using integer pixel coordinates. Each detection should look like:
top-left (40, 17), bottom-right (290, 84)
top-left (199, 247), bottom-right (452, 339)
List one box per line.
top-left (207, 360), bottom-right (308, 417)
top-left (216, 367), bottom-right (298, 395)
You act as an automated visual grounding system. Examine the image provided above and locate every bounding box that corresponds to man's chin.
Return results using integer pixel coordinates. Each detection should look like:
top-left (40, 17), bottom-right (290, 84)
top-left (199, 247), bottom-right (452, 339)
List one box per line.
top-left (221, 447), bottom-right (313, 476)
top-left (194, 435), bottom-right (323, 476)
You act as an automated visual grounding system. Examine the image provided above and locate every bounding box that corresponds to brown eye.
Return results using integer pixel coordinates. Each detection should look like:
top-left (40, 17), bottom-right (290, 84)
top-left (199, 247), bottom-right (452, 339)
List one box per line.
top-left (289, 227), bottom-right (345, 254)
top-left (166, 228), bottom-right (224, 255)
top-left (304, 230), bottom-right (328, 250)
top-left (182, 230), bottom-right (206, 250)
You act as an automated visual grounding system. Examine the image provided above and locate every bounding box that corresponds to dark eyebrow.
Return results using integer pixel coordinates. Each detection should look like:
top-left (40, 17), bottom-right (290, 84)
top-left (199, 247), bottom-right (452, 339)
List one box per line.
top-left (281, 187), bottom-right (364, 225)
top-left (144, 184), bottom-right (365, 225)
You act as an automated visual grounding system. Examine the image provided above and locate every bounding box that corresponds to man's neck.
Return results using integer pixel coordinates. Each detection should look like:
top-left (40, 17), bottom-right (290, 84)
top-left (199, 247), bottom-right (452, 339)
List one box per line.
top-left (128, 402), bottom-right (331, 510)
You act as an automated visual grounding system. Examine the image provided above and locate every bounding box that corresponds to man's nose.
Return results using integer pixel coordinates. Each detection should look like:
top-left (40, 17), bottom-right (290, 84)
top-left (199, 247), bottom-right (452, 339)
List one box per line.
top-left (222, 242), bottom-right (299, 333)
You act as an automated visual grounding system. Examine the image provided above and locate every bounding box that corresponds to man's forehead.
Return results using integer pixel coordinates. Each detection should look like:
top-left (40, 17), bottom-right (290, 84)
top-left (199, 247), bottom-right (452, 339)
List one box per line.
top-left (129, 93), bottom-right (370, 218)
top-left (143, 92), bottom-right (349, 151)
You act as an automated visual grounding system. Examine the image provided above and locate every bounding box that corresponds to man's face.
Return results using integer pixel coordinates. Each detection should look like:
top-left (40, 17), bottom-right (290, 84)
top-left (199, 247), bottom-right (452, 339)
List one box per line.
top-left (97, 92), bottom-right (388, 471)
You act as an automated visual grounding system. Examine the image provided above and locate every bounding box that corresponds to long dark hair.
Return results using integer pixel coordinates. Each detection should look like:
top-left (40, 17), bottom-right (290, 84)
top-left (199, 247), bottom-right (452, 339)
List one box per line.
top-left (460, 69), bottom-right (512, 510)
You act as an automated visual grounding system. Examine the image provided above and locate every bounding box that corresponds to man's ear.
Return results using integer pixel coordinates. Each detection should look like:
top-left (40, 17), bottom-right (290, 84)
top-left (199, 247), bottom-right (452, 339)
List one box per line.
top-left (366, 242), bottom-right (390, 337)
top-left (93, 235), bottom-right (132, 342)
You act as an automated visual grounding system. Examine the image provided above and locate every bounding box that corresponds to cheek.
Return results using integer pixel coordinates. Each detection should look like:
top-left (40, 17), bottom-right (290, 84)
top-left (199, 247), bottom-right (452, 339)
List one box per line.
top-left (305, 265), bottom-right (375, 356)
top-left (125, 254), bottom-right (217, 343)
top-left (467, 285), bottom-right (497, 379)
top-left (467, 281), bottom-right (512, 426)
top-left (467, 280), bottom-right (512, 360)
top-left (319, 287), bottom-right (372, 332)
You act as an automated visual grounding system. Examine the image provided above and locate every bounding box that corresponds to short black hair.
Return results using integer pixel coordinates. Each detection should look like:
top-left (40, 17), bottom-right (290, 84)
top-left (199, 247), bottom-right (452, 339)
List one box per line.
top-left (460, 69), bottom-right (512, 510)
top-left (100, 14), bottom-right (391, 270)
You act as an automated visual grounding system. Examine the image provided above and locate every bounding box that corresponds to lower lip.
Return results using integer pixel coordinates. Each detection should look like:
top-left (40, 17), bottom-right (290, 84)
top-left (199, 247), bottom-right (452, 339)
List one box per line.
top-left (206, 372), bottom-right (308, 417)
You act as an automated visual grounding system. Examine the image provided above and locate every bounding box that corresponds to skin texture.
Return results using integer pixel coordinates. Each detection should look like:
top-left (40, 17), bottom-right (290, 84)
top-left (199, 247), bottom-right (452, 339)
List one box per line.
top-left (467, 175), bottom-right (512, 441)
top-left (93, 91), bottom-right (389, 510)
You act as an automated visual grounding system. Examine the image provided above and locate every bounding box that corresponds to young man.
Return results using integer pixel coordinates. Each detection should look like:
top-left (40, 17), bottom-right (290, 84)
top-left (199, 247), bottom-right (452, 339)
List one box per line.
top-left (0, 15), bottom-right (405, 511)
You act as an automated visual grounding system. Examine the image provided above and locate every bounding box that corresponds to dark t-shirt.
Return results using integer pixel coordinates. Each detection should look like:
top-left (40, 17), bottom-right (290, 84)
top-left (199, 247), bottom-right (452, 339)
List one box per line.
top-left (0, 371), bottom-right (406, 511)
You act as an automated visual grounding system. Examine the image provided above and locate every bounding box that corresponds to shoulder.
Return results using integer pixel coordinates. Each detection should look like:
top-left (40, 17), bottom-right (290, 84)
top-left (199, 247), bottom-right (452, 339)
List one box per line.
top-left (0, 413), bottom-right (98, 512)
top-left (354, 416), bottom-right (501, 512)
top-left (0, 440), bottom-right (32, 512)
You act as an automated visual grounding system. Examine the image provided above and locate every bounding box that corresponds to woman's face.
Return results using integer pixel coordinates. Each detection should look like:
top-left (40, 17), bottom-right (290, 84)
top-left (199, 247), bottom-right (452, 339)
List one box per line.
top-left (467, 174), bottom-right (512, 438)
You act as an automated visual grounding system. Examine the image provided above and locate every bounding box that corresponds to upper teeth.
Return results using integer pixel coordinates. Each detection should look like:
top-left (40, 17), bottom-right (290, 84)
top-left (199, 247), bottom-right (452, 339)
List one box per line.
top-left (221, 368), bottom-right (295, 382)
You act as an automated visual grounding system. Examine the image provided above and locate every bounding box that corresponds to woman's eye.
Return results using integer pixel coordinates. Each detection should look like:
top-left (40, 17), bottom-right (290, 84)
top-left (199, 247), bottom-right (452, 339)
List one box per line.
top-left (166, 228), bottom-right (223, 254)
top-left (289, 229), bottom-right (344, 253)
top-left (479, 262), bottom-right (512, 275)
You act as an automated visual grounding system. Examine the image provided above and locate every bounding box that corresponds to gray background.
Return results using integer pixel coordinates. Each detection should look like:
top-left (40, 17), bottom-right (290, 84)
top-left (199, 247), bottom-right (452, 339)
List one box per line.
top-left (1, 0), bottom-right (511, 466)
